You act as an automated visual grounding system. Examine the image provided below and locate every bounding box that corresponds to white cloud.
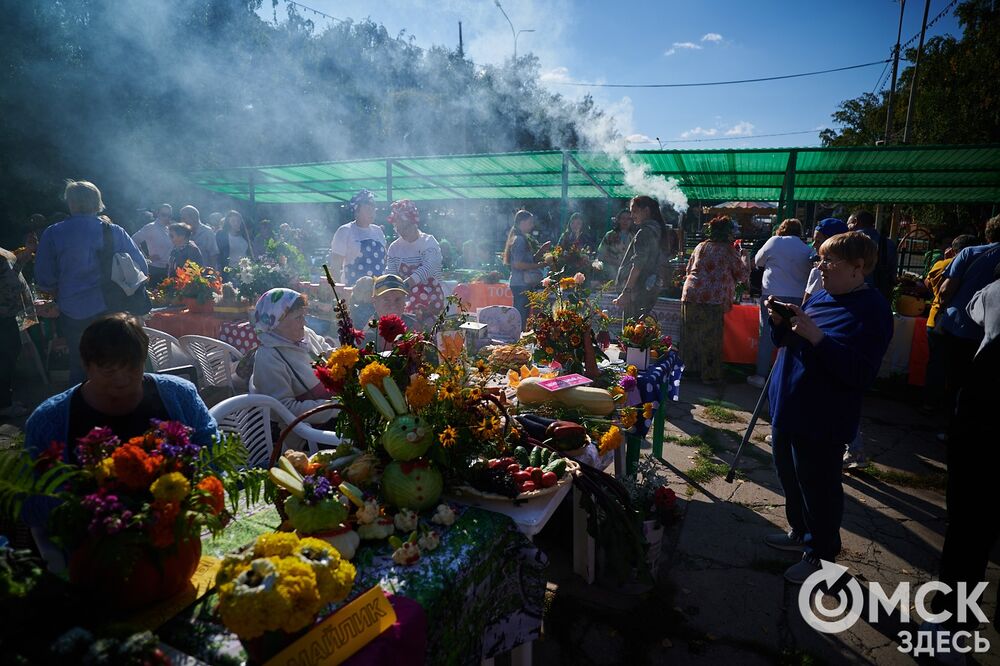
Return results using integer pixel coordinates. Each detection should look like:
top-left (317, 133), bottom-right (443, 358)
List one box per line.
top-left (701, 33), bottom-right (723, 42)
top-left (539, 66), bottom-right (572, 84)
top-left (664, 41), bottom-right (702, 56)
top-left (626, 133), bottom-right (655, 144)
top-left (725, 121), bottom-right (755, 137)
top-left (680, 126), bottom-right (718, 139)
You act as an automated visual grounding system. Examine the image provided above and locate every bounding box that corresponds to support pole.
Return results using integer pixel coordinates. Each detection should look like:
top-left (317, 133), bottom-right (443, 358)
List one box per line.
top-left (247, 172), bottom-right (257, 259)
top-left (386, 159), bottom-right (394, 204)
top-left (560, 151), bottom-right (569, 237)
top-left (902, 0), bottom-right (932, 144)
top-left (883, 0), bottom-right (907, 145)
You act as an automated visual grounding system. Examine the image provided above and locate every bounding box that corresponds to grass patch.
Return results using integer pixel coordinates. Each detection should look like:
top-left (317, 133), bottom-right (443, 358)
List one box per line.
top-left (684, 484), bottom-right (696, 497)
top-left (700, 398), bottom-right (743, 411)
top-left (668, 434), bottom-right (708, 448)
top-left (702, 404), bottom-right (744, 424)
top-left (687, 451), bottom-right (730, 484)
top-left (859, 464), bottom-right (947, 490)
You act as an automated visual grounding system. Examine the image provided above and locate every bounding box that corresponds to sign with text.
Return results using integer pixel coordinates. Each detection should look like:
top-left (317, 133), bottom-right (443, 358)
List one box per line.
top-left (537, 373), bottom-right (593, 391)
top-left (264, 585), bottom-right (397, 666)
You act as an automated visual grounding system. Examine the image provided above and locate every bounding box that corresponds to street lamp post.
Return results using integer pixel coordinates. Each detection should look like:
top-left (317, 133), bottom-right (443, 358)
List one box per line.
top-left (494, 0), bottom-right (533, 59)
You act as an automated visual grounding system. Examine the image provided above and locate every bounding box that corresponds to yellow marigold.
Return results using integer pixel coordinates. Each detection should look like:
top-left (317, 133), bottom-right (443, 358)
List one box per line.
top-left (253, 532), bottom-right (301, 558)
top-left (405, 374), bottom-right (435, 410)
top-left (150, 471), bottom-right (191, 503)
top-left (216, 551), bottom-right (255, 586)
top-left (620, 408), bottom-right (638, 429)
top-left (599, 426), bottom-right (624, 455)
top-left (93, 457), bottom-right (115, 484)
top-left (558, 277), bottom-right (576, 289)
top-left (439, 426), bottom-right (458, 448)
top-left (626, 364), bottom-right (638, 377)
top-left (272, 556), bottom-right (324, 634)
top-left (217, 559), bottom-right (284, 639)
top-left (326, 345), bottom-right (360, 370)
top-left (358, 361), bottom-right (391, 390)
top-left (643, 402), bottom-right (655, 419)
top-left (296, 538), bottom-right (356, 603)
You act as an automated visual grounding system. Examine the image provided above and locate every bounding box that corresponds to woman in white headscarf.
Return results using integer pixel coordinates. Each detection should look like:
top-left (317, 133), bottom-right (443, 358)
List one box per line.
top-left (250, 288), bottom-right (335, 424)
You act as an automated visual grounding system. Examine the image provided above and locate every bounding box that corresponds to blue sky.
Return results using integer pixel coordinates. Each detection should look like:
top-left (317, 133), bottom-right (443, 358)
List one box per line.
top-left (264, 0), bottom-right (962, 149)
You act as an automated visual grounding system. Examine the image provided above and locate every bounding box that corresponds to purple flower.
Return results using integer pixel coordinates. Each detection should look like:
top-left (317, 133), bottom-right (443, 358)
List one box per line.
top-left (81, 492), bottom-right (133, 536)
top-left (619, 375), bottom-right (637, 391)
top-left (302, 474), bottom-right (333, 505)
top-left (75, 427), bottom-right (119, 467)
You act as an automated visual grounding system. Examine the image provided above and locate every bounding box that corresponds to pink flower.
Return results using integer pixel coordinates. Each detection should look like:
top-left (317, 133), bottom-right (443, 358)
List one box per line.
top-left (573, 272), bottom-right (586, 284)
top-left (541, 277), bottom-right (552, 288)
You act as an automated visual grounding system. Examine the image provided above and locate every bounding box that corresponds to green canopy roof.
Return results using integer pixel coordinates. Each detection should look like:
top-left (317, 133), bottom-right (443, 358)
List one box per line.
top-left (190, 145), bottom-right (1000, 205)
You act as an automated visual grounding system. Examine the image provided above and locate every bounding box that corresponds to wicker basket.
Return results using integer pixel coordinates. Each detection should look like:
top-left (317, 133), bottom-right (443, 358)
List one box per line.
top-left (269, 400), bottom-right (367, 522)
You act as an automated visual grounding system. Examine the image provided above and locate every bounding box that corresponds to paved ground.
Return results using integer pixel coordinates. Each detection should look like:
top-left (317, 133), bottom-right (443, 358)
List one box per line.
top-left (538, 374), bottom-right (1000, 665)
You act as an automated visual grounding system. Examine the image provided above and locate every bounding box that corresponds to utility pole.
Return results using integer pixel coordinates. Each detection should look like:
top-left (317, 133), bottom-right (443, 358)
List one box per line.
top-left (458, 21), bottom-right (464, 58)
top-left (902, 0), bottom-right (931, 143)
top-left (883, 0), bottom-right (907, 145)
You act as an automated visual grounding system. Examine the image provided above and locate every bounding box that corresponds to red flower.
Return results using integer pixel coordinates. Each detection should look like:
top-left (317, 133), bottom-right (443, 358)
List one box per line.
top-left (196, 476), bottom-right (226, 515)
top-left (149, 500), bottom-right (180, 548)
top-left (35, 441), bottom-right (66, 473)
top-left (378, 314), bottom-right (407, 343)
top-left (654, 486), bottom-right (676, 511)
top-left (314, 365), bottom-right (345, 393)
top-left (111, 443), bottom-right (160, 491)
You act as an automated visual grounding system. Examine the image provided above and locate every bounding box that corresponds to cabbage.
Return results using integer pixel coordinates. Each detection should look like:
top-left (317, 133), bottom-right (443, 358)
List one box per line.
top-left (284, 497), bottom-right (347, 534)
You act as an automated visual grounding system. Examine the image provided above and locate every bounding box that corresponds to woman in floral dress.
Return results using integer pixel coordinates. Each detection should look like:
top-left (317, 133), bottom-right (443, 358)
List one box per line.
top-left (385, 200), bottom-right (445, 329)
top-left (681, 215), bottom-right (749, 383)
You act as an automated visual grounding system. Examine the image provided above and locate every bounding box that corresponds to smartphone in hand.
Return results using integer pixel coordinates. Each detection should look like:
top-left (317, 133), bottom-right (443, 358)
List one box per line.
top-left (770, 300), bottom-right (796, 320)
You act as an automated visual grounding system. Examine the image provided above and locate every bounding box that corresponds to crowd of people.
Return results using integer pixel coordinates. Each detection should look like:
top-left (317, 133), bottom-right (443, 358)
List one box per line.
top-left (2, 179), bottom-right (999, 627)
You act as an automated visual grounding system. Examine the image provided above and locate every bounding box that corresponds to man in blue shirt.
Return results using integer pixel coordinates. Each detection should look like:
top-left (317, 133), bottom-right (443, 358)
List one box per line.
top-left (34, 181), bottom-right (148, 383)
top-left (936, 215), bottom-right (1000, 417)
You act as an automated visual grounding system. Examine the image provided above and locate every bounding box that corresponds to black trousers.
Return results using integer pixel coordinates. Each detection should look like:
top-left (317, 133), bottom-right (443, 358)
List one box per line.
top-left (0, 317), bottom-right (21, 408)
top-left (934, 340), bottom-right (1000, 629)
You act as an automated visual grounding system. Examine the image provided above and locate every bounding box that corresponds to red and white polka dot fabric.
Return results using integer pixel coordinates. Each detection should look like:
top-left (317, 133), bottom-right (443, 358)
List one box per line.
top-left (219, 321), bottom-right (259, 354)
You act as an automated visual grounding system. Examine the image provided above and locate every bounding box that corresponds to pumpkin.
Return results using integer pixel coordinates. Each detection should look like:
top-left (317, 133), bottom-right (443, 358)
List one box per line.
top-left (515, 377), bottom-right (615, 416)
top-left (381, 460), bottom-right (443, 511)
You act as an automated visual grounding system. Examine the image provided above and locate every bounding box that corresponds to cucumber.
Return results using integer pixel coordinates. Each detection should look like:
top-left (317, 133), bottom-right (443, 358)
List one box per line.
top-left (278, 455), bottom-right (304, 481)
top-left (529, 446), bottom-right (542, 467)
top-left (383, 376), bottom-right (408, 415)
top-left (542, 448), bottom-right (553, 464)
top-left (514, 446), bottom-right (530, 467)
top-left (365, 383), bottom-right (396, 420)
top-left (543, 458), bottom-right (568, 476)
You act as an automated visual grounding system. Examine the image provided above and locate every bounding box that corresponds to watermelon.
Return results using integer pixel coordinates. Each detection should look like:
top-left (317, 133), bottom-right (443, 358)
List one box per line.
top-left (382, 415), bottom-right (434, 461)
top-left (381, 460), bottom-right (443, 511)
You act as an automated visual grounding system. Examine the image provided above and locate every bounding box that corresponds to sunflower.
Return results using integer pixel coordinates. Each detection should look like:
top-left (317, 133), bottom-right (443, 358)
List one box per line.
top-left (439, 426), bottom-right (458, 448)
top-left (473, 359), bottom-right (490, 375)
top-left (474, 415), bottom-right (502, 439)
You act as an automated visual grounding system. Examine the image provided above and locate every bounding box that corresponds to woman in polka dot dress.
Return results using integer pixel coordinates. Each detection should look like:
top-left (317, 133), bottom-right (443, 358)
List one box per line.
top-left (385, 200), bottom-right (445, 329)
top-left (328, 189), bottom-right (386, 286)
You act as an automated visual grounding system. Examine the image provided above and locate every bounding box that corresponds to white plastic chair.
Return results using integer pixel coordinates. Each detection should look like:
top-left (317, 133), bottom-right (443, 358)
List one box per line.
top-left (143, 326), bottom-right (189, 371)
top-left (209, 394), bottom-right (342, 468)
top-left (476, 305), bottom-right (522, 343)
top-left (178, 334), bottom-right (244, 393)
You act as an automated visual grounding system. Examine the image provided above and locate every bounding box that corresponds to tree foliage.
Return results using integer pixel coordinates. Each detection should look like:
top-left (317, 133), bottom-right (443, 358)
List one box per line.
top-left (0, 0), bottom-right (608, 233)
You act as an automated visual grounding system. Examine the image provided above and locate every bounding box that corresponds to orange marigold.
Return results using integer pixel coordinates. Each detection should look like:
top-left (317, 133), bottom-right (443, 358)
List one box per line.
top-left (358, 361), bottom-right (391, 390)
top-left (197, 475), bottom-right (226, 515)
top-left (112, 443), bottom-right (159, 491)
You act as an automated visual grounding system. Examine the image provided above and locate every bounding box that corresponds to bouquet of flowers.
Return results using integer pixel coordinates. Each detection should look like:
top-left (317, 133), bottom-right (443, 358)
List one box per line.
top-left (892, 271), bottom-right (930, 315)
top-left (0, 422), bottom-right (268, 608)
top-left (619, 456), bottom-right (677, 526)
top-left (215, 532), bottom-right (356, 640)
top-left (620, 315), bottom-right (661, 350)
top-left (527, 272), bottom-right (609, 375)
top-left (228, 257), bottom-right (297, 304)
top-left (157, 261), bottom-right (223, 304)
top-left (544, 243), bottom-right (594, 276)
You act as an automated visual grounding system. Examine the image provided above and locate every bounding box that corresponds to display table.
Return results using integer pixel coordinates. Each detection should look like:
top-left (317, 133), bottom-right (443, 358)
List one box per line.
top-left (145, 308), bottom-right (259, 353)
top-left (160, 504), bottom-right (544, 664)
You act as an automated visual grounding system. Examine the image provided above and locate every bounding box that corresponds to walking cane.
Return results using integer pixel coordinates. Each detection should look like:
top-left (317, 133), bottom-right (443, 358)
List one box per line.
top-left (725, 362), bottom-right (775, 483)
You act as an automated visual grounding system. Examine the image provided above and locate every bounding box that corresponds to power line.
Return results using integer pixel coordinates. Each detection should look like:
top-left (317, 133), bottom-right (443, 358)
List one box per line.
top-left (872, 56), bottom-right (892, 95)
top-left (280, 0), bottom-right (345, 24)
top-left (900, 0), bottom-right (959, 52)
top-left (632, 129), bottom-right (825, 145)
top-left (549, 59), bottom-right (890, 89)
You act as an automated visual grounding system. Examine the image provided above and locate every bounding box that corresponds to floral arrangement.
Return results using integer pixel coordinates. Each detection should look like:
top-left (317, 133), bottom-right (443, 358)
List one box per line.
top-left (157, 261), bottom-right (223, 304)
top-left (544, 243), bottom-right (593, 276)
top-left (215, 532), bottom-right (356, 639)
top-left (619, 456), bottom-right (677, 526)
top-left (228, 256), bottom-right (297, 304)
top-left (0, 422), bottom-right (268, 595)
top-left (527, 272), bottom-right (609, 375)
top-left (620, 315), bottom-right (661, 350)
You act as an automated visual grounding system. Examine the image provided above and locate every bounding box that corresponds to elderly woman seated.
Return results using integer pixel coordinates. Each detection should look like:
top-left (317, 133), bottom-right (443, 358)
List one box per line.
top-left (250, 288), bottom-right (338, 424)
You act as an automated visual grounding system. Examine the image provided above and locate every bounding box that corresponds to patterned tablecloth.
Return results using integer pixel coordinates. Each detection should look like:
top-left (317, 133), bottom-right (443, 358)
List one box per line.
top-left (160, 504), bottom-right (545, 665)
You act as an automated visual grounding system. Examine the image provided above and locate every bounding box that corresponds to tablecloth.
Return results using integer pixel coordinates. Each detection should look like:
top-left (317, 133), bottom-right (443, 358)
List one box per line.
top-left (159, 504), bottom-right (545, 665)
top-left (218, 320), bottom-right (258, 354)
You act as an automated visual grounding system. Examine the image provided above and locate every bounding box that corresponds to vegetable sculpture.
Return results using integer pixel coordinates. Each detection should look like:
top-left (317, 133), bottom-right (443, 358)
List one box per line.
top-left (365, 377), bottom-right (443, 510)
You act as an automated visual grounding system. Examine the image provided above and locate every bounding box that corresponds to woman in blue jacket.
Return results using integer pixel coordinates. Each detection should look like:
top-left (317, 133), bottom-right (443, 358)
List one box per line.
top-left (763, 231), bottom-right (893, 584)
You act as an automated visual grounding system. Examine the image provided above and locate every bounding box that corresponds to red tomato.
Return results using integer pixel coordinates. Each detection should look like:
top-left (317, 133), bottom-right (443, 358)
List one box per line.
top-left (541, 471), bottom-right (558, 488)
